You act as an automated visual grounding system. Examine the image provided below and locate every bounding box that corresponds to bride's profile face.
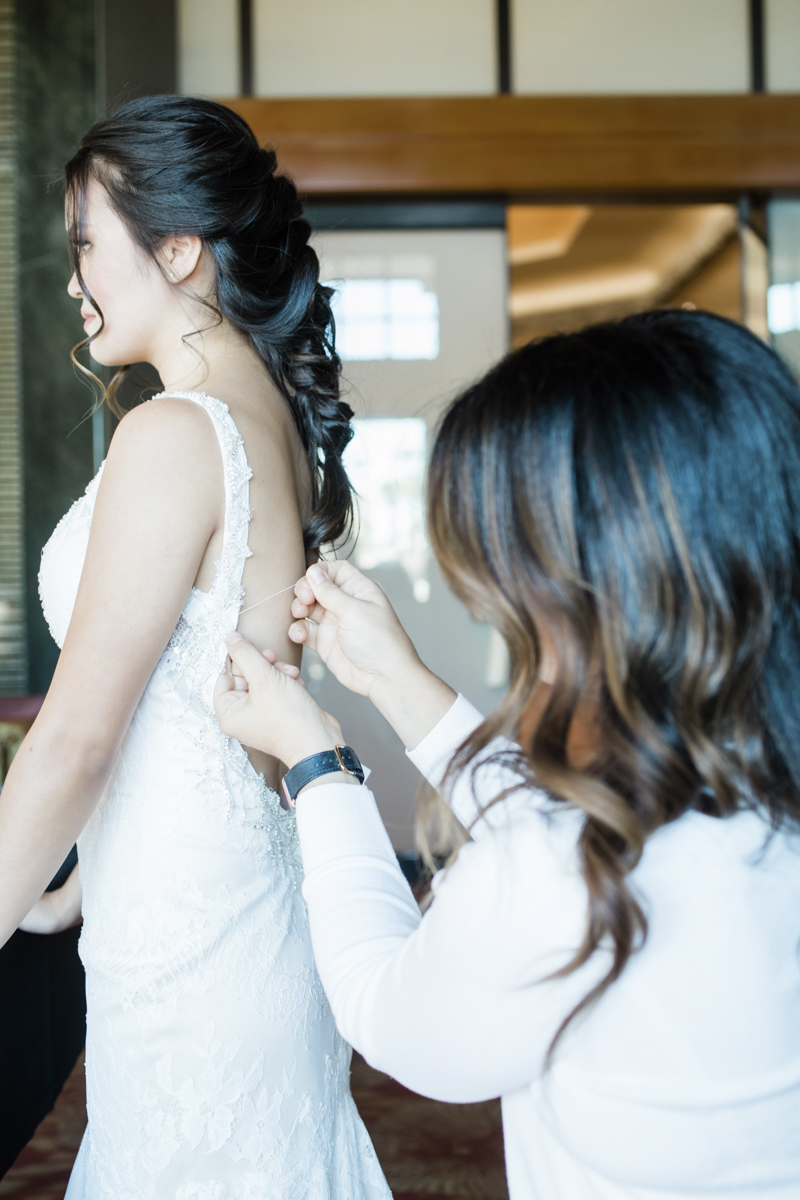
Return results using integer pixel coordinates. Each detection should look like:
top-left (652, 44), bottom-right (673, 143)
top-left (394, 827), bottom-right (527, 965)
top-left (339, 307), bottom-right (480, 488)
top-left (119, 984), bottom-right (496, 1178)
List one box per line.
top-left (66, 177), bottom-right (171, 367)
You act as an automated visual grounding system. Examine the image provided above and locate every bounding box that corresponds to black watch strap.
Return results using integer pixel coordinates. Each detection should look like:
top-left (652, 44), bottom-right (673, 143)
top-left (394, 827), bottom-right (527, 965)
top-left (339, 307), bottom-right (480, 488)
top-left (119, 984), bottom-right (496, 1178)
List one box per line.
top-left (282, 745), bottom-right (364, 809)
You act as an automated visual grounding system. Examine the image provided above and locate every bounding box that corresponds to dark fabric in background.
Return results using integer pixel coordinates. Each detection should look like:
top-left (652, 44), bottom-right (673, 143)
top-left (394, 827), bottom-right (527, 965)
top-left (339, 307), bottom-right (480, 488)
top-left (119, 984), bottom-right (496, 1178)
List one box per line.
top-left (0, 849), bottom-right (85, 1177)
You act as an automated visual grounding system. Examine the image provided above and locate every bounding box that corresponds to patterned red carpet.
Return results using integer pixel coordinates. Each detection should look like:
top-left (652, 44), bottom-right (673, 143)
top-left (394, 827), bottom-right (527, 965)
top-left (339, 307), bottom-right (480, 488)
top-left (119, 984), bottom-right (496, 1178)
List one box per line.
top-left (0, 1054), bottom-right (86, 1200)
top-left (0, 1051), bottom-right (508, 1199)
top-left (350, 1052), bottom-right (508, 1199)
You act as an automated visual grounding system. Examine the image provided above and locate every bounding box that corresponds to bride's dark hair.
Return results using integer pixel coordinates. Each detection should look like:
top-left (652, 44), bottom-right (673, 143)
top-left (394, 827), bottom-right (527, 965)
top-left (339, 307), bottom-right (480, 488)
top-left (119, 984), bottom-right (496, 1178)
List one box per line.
top-left (65, 94), bottom-right (353, 554)
top-left (425, 309), bottom-right (800, 1059)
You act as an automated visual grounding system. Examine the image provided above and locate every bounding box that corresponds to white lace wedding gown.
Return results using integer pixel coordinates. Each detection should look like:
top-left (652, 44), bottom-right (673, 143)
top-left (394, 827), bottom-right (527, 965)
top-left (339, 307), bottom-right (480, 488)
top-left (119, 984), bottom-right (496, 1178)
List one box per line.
top-left (38, 392), bottom-right (390, 1200)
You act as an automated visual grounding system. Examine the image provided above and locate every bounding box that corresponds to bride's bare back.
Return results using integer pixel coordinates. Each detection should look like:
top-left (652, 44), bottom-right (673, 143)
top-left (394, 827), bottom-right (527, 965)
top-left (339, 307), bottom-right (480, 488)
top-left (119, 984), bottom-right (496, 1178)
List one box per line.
top-left (179, 366), bottom-right (313, 788)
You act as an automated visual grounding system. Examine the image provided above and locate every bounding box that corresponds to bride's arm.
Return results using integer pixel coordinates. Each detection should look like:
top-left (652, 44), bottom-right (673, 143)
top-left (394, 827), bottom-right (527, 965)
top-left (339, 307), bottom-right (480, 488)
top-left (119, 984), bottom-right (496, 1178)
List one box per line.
top-left (18, 863), bottom-right (82, 934)
top-left (0, 397), bottom-right (223, 949)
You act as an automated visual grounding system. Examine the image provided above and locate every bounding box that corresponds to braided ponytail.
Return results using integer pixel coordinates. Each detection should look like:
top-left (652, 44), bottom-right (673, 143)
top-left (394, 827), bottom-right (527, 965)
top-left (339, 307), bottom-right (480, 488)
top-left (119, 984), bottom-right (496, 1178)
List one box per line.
top-left (65, 96), bottom-right (354, 554)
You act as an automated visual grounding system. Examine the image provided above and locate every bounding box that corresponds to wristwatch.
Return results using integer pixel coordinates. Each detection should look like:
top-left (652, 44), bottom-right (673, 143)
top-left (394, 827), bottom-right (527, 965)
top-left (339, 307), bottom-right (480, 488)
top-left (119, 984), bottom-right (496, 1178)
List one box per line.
top-left (282, 745), bottom-right (364, 809)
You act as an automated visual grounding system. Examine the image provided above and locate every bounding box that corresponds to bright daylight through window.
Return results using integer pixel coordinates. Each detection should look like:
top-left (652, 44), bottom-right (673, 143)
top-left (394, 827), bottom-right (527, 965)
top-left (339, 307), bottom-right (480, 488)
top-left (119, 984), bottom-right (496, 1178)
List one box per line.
top-left (768, 282), bottom-right (800, 334)
top-left (328, 279), bottom-right (439, 361)
top-left (343, 418), bottom-right (431, 602)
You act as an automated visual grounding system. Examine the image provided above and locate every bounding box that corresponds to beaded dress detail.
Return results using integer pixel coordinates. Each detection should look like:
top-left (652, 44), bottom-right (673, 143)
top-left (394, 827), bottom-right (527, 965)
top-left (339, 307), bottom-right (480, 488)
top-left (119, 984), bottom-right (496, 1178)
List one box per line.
top-left (38, 392), bottom-right (389, 1200)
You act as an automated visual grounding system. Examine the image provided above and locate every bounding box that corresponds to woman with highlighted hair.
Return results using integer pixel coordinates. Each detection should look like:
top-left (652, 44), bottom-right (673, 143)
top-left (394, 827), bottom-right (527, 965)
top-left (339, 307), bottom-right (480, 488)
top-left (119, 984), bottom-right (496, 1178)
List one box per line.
top-left (216, 310), bottom-right (800, 1200)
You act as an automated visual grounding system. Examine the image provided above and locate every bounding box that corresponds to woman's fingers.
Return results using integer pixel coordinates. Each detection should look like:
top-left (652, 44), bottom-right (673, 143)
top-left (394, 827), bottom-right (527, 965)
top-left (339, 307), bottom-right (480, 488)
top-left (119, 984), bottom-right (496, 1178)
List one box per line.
top-left (292, 561), bottom-right (380, 622)
top-left (226, 636), bottom-right (304, 690)
top-left (290, 620), bottom-right (317, 651)
top-left (294, 561), bottom-right (359, 608)
top-left (229, 650), bottom-right (248, 690)
top-left (216, 671), bottom-right (234, 696)
top-left (279, 666), bottom-right (306, 687)
top-left (293, 576), bottom-right (317, 607)
top-left (216, 632), bottom-right (338, 763)
top-left (294, 581), bottom-right (315, 606)
top-left (259, 648), bottom-right (301, 679)
top-left (290, 596), bottom-right (325, 622)
top-left (226, 632), bottom-right (275, 686)
top-left (295, 560), bottom-right (382, 604)
top-left (303, 565), bottom-right (357, 616)
top-left (320, 559), bottom-right (360, 587)
top-left (213, 669), bottom-right (239, 721)
top-left (319, 559), bottom-right (383, 601)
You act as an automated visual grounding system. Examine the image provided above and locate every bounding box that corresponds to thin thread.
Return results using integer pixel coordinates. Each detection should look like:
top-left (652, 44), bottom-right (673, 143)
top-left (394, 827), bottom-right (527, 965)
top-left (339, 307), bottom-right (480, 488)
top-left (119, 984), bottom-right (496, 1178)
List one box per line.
top-left (239, 583), bottom-right (297, 615)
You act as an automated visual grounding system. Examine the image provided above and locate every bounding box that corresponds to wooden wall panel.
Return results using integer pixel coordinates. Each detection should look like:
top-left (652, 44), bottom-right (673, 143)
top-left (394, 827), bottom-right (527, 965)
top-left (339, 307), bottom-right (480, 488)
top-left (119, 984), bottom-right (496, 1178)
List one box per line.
top-left (223, 94), bottom-right (800, 197)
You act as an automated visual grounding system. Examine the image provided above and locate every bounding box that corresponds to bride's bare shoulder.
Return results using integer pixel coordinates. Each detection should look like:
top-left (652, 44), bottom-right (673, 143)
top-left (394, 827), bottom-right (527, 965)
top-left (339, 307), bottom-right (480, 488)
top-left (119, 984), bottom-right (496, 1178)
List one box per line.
top-left (99, 396), bottom-right (224, 515)
top-left (108, 395), bottom-right (220, 469)
top-left (113, 393), bottom-right (218, 437)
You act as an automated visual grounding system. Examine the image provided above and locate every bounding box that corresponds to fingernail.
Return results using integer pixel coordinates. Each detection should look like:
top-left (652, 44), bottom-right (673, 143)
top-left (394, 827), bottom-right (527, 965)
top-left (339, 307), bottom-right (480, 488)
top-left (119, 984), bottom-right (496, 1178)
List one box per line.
top-left (226, 632), bottom-right (244, 645)
top-left (307, 565), bottom-right (325, 584)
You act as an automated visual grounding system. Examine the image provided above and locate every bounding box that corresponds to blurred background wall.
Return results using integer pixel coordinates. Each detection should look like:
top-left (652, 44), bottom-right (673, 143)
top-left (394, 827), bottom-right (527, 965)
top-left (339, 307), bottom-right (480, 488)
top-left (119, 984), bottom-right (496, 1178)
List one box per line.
top-left (178, 0), bottom-right (800, 97)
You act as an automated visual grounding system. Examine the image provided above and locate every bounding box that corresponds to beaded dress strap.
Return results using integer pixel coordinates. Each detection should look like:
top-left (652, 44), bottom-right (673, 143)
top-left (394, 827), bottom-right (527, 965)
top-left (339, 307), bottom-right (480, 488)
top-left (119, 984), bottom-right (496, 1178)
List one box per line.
top-left (151, 390), bottom-right (253, 621)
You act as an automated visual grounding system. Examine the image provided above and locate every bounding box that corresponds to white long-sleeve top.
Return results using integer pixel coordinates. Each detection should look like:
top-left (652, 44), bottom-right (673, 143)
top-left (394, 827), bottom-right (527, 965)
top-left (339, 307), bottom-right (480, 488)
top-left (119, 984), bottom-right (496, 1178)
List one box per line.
top-left (295, 695), bottom-right (800, 1199)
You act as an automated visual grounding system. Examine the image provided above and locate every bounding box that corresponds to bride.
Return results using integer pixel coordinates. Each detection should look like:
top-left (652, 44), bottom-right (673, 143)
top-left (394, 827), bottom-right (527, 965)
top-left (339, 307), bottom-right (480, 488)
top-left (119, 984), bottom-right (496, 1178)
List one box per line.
top-left (0, 95), bottom-right (390, 1199)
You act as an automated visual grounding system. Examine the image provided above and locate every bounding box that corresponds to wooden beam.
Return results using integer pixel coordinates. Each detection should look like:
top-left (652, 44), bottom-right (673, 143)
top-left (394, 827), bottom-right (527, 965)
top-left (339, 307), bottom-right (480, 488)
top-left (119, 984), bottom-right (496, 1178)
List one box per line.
top-left (221, 94), bottom-right (800, 197)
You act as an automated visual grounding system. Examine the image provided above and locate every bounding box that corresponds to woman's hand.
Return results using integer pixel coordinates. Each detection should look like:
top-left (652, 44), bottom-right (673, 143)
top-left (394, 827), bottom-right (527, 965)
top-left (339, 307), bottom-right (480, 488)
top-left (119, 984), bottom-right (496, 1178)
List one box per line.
top-left (214, 639), bottom-right (345, 768)
top-left (18, 864), bottom-right (82, 935)
top-left (289, 561), bottom-right (457, 750)
top-left (289, 561), bottom-right (424, 702)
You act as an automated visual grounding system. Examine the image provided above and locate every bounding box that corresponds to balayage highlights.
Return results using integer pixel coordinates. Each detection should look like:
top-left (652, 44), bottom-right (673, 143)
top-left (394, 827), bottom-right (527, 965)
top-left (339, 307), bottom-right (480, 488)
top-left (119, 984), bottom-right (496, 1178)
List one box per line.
top-left (425, 309), bottom-right (800, 1057)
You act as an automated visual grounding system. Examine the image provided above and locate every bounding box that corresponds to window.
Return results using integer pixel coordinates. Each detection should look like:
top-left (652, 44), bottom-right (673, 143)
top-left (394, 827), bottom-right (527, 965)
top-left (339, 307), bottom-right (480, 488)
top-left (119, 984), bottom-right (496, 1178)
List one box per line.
top-left (328, 279), bottom-right (439, 361)
top-left (343, 418), bottom-right (431, 601)
top-left (768, 282), bottom-right (800, 334)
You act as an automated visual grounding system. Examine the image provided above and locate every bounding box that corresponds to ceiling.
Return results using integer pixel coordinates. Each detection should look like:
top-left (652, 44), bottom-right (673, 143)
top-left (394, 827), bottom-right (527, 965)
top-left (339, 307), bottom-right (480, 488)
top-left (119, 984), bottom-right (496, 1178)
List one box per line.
top-left (506, 203), bottom-right (762, 346)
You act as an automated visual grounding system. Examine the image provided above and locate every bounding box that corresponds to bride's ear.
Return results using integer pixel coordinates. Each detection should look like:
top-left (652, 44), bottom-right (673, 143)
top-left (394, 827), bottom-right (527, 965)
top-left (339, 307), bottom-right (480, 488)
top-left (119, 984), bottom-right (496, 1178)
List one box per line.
top-left (161, 235), bottom-right (204, 285)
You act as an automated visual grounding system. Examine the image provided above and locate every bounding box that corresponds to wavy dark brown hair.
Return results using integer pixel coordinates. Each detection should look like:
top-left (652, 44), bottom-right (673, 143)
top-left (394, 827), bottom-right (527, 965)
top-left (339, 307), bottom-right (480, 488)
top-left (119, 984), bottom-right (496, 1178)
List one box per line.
top-left (425, 309), bottom-right (800, 1058)
top-left (65, 95), bottom-right (353, 555)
